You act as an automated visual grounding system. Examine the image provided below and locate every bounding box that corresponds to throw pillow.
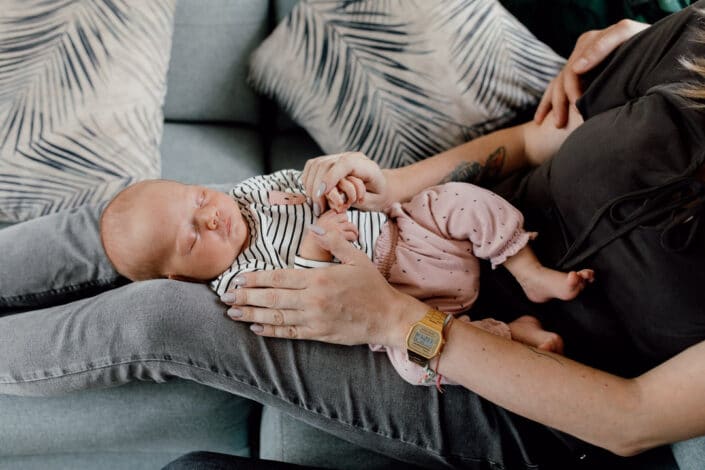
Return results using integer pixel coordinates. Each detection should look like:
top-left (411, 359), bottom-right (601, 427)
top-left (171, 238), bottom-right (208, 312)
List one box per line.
top-left (0, 0), bottom-right (176, 222)
top-left (249, 0), bottom-right (565, 169)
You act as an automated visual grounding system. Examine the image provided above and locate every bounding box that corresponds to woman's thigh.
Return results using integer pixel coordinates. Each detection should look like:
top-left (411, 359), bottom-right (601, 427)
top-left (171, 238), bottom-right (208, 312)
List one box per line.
top-left (0, 279), bottom-right (569, 469)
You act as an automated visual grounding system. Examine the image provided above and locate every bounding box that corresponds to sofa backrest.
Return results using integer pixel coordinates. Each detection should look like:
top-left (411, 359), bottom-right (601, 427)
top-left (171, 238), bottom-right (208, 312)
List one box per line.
top-left (163, 0), bottom-right (303, 126)
top-left (164, 0), bottom-right (270, 125)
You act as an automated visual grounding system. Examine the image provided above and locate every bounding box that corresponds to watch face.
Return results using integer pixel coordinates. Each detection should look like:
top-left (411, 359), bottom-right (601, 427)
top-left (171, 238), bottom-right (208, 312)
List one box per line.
top-left (408, 324), bottom-right (441, 358)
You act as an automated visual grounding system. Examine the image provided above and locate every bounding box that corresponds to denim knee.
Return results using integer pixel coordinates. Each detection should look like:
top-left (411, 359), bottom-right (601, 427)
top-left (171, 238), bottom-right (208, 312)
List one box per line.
top-left (117, 279), bottom-right (224, 351)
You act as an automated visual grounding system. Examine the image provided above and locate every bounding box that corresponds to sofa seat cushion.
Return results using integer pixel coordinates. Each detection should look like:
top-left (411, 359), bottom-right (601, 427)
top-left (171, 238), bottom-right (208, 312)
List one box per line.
top-left (161, 123), bottom-right (265, 185)
top-left (0, 380), bottom-right (255, 469)
top-left (259, 406), bottom-right (411, 469)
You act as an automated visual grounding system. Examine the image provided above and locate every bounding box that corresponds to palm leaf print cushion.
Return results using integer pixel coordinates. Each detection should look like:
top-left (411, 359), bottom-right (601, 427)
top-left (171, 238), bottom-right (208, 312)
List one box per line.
top-left (250, 0), bottom-right (565, 169)
top-left (0, 0), bottom-right (175, 222)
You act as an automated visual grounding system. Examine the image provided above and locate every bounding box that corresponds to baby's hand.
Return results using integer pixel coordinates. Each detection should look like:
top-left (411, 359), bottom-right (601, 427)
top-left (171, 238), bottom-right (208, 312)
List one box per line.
top-left (326, 176), bottom-right (366, 213)
top-left (299, 210), bottom-right (359, 262)
top-left (316, 210), bottom-right (359, 240)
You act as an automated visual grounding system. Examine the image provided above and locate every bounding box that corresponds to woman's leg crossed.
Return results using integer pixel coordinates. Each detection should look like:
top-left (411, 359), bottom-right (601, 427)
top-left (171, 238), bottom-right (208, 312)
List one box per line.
top-left (0, 279), bottom-right (565, 469)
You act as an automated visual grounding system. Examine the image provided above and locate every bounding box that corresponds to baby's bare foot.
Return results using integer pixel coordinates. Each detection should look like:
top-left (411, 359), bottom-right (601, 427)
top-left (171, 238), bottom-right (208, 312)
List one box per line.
top-left (519, 268), bottom-right (594, 303)
top-left (508, 315), bottom-right (564, 354)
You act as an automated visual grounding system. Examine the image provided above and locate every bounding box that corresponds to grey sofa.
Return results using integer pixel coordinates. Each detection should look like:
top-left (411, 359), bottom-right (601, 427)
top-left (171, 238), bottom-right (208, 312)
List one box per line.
top-left (0, 0), bottom-right (700, 469)
top-left (0, 0), bottom-right (403, 468)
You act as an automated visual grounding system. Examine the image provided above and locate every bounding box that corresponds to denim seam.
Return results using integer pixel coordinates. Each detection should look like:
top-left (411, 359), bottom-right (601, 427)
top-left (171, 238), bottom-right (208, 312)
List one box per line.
top-left (0, 278), bottom-right (118, 305)
top-left (1, 356), bottom-right (538, 470)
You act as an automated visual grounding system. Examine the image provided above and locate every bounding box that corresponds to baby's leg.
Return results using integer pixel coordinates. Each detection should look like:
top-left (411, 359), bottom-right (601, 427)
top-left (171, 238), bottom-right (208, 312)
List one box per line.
top-left (508, 315), bottom-right (564, 354)
top-left (502, 246), bottom-right (594, 303)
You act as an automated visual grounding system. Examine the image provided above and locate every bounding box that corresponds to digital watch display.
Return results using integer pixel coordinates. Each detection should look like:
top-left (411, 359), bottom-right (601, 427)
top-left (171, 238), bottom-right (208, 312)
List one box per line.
top-left (406, 309), bottom-right (448, 366)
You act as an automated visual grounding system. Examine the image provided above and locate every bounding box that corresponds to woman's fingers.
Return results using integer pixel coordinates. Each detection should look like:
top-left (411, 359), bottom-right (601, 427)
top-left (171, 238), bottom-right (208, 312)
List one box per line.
top-left (253, 324), bottom-right (306, 339)
top-left (302, 152), bottom-right (388, 212)
top-left (303, 154), bottom-right (338, 214)
top-left (226, 267), bottom-right (308, 290)
top-left (534, 79), bottom-right (556, 124)
top-left (228, 305), bottom-right (298, 325)
top-left (229, 307), bottom-right (311, 340)
top-left (550, 72), bottom-right (570, 127)
top-left (534, 19), bottom-right (648, 128)
top-left (227, 286), bottom-right (307, 310)
top-left (224, 228), bottom-right (402, 346)
top-left (562, 63), bottom-right (583, 107)
top-left (573, 19), bottom-right (649, 74)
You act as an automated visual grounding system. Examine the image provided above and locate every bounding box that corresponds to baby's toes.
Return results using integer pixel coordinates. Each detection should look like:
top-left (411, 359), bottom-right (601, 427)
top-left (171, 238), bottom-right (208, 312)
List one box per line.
top-left (566, 271), bottom-right (584, 291)
top-left (538, 333), bottom-right (565, 355)
top-left (576, 269), bottom-right (595, 283)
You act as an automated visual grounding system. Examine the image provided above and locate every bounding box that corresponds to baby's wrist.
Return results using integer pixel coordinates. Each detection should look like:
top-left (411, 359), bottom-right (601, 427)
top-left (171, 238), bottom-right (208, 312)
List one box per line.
top-left (299, 237), bottom-right (333, 262)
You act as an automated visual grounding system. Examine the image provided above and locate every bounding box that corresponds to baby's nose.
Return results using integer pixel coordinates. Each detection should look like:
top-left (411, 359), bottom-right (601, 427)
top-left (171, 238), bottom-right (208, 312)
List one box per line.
top-left (199, 207), bottom-right (220, 230)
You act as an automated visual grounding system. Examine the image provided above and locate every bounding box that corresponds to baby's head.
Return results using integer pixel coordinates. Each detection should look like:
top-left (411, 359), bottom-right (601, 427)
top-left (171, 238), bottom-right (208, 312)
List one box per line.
top-left (100, 180), bottom-right (249, 282)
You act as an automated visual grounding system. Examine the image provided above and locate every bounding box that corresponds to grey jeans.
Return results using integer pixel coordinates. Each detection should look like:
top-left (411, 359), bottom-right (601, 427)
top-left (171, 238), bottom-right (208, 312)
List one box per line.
top-left (0, 205), bottom-right (670, 469)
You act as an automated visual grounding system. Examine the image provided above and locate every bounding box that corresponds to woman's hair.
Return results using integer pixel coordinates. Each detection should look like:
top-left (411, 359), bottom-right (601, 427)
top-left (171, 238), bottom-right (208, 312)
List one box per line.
top-left (677, 8), bottom-right (705, 105)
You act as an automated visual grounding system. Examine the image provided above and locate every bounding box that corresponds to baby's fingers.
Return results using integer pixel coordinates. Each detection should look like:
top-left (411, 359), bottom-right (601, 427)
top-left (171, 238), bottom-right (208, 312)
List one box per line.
top-left (346, 176), bottom-right (366, 205)
top-left (341, 221), bottom-right (359, 241)
top-left (335, 178), bottom-right (357, 210)
top-left (326, 188), bottom-right (347, 213)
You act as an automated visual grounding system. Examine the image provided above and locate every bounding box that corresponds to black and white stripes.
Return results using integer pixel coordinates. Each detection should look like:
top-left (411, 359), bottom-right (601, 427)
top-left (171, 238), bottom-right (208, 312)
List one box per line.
top-left (211, 170), bottom-right (387, 296)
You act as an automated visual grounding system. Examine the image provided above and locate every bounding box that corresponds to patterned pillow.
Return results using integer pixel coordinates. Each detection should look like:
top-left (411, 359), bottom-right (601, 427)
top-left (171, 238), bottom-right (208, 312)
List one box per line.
top-left (0, 0), bottom-right (176, 222)
top-left (250, 0), bottom-right (565, 169)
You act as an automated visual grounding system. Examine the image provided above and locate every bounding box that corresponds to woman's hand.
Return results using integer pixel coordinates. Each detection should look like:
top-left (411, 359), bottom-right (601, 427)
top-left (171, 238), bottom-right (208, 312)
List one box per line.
top-left (325, 176), bottom-right (366, 213)
top-left (302, 152), bottom-right (393, 215)
top-left (534, 19), bottom-right (649, 128)
top-left (221, 228), bottom-right (424, 347)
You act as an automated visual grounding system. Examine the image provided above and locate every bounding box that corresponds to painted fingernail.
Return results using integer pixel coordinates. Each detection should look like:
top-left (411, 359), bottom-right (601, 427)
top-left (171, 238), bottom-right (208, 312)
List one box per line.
top-left (250, 324), bottom-right (264, 333)
top-left (309, 224), bottom-right (325, 235)
top-left (221, 293), bottom-right (237, 303)
top-left (315, 182), bottom-right (326, 198)
top-left (313, 202), bottom-right (321, 216)
top-left (233, 276), bottom-right (246, 287)
top-left (227, 308), bottom-right (243, 319)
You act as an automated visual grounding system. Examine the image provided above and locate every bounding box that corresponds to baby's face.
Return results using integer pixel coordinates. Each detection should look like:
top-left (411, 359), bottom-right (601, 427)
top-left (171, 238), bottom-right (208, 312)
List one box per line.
top-left (132, 181), bottom-right (249, 281)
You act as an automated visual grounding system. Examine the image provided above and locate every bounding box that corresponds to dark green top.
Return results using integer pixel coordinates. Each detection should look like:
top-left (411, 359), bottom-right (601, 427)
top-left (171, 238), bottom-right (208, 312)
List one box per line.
top-left (483, 1), bottom-right (705, 379)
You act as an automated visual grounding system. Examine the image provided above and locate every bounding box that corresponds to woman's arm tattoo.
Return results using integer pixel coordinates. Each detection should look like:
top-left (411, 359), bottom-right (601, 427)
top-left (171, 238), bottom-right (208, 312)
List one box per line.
top-left (441, 146), bottom-right (506, 186)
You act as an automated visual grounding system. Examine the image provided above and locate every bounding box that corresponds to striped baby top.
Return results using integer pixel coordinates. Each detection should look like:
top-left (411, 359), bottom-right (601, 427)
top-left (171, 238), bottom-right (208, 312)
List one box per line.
top-left (210, 169), bottom-right (387, 296)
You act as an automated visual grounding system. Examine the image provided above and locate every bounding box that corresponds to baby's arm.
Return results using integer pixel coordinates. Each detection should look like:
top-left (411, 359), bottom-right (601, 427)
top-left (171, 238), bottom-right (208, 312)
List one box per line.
top-left (298, 210), bottom-right (359, 262)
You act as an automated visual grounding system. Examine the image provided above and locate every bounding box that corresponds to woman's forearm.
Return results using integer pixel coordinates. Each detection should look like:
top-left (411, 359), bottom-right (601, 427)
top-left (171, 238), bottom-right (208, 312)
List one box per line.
top-left (437, 320), bottom-right (643, 456)
top-left (385, 124), bottom-right (530, 203)
top-left (384, 108), bottom-right (583, 204)
top-left (386, 296), bottom-right (687, 457)
top-left (438, 319), bottom-right (705, 457)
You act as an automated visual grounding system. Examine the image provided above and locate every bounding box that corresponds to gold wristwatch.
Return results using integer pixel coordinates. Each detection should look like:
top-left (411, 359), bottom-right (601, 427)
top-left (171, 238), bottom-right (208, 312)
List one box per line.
top-left (406, 309), bottom-right (451, 367)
